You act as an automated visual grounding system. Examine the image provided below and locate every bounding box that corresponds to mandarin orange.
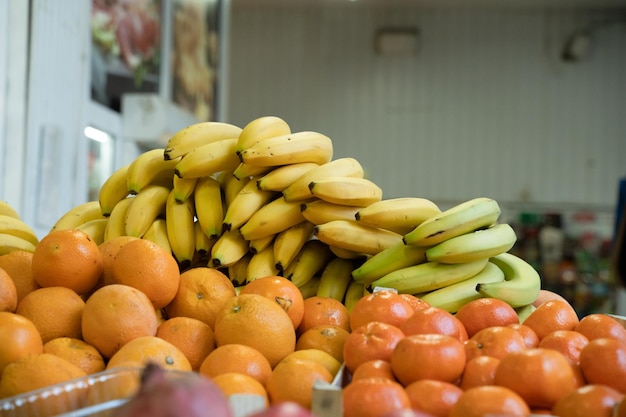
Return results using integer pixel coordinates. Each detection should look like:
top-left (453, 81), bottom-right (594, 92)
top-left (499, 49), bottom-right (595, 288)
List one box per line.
top-left (342, 376), bottom-right (411, 417)
top-left (343, 321), bottom-right (405, 374)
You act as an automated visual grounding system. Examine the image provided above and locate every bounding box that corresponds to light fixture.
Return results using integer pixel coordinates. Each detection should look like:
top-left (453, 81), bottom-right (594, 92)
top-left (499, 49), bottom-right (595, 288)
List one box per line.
top-left (84, 126), bottom-right (112, 143)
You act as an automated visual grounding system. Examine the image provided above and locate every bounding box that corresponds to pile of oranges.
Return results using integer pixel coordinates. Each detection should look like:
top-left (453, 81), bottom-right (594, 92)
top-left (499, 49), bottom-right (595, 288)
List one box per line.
top-left (1, 228), bottom-right (626, 417)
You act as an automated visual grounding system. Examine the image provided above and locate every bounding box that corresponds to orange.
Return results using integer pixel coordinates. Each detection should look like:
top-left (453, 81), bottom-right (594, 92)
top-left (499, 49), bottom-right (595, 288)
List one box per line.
top-left (574, 313), bottom-right (626, 343)
top-left (464, 325), bottom-right (527, 361)
top-left (449, 385), bottom-right (531, 417)
top-left (494, 347), bottom-right (579, 409)
top-left (111, 238), bottom-right (181, 309)
top-left (533, 288), bottom-right (571, 307)
top-left (523, 299), bottom-right (580, 340)
top-left (295, 324), bottom-right (350, 363)
top-left (404, 379), bottom-right (463, 417)
top-left (349, 289), bottom-right (414, 331)
top-left (617, 395), bottom-right (626, 417)
top-left (552, 384), bottom-right (624, 417)
top-left (459, 355), bottom-right (501, 390)
top-left (0, 311), bottom-right (43, 375)
top-left (342, 376), bottom-right (411, 417)
top-left (265, 357), bottom-right (333, 409)
top-left (81, 284), bottom-right (159, 358)
top-left (43, 337), bottom-right (105, 374)
top-left (106, 335), bottom-right (192, 371)
top-left (199, 343), bottom-right (273, 387)
top-left (399, 306), bottom-right (466, 342)
top-left (296, 295), bottom-right (351, 336)
top-left (343, 321), bottom-right (405, 374)
top-left (508, 323), bottom-right (540, 348)
top-left (398, 293), bottom-right (431, 313)
top-left (211, 372), bottom-right (269, 406)
top-left (156, 316), bottom-right (216, 371)
top-left (31, 229), bottom-right (103, 295)
top-left (164, 267), bottom-right (236, 329)
top-left (0, 268), bottom-right (17, 312)
top-left (0, 250), bottom-right (39, 302)
top-left (282, 348), bottom-right (342, 377)
top-left (213, 293), bottom-right (296, 368)
top-left (391, 333), bottom-right (466, 386)
top-left (98, 235), bottom-right (139, 287)
top-left (239, 275), bottom-right (305, 329)
top-left (454, 297), bottom-right (520, 338)
top-left (351, 359), bottom-right (396, 382)
top-left (538, 329), bottom-right (589, 365)
top-left (579, 337), bottom-right (626, 394)
top-left (15, 286), bottom-right (85, 343)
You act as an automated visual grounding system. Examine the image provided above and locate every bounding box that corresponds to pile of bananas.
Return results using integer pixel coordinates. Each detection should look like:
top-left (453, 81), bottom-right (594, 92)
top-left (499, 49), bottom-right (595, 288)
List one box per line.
top-left (0, 201), bottom-right (39, 255)
top-left (13, 116), bottom-right (541, 312)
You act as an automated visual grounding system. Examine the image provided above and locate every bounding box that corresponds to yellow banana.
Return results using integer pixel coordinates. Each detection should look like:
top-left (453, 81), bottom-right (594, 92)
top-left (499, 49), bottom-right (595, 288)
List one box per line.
top-left (194, 220), bottom-right (215, 257)
top-left (351, 240), bottom-right (428, 286)
top-left (0, 201), bottom-right (21, 220)
top-left (126, 148), bottom-right (177, 194)
top-left (313, 220), bottom-right (403, 256)
top-left (308, 177), bottom-right (383, 207)
top-left (51, 200), bottom-right (106, 232)
top-left (300, 200), bottom-right (363, 225)
top-left (298, 275), bottom-right (322, 300)
top-left (227, 252), bottom-right (253, 287)
top-left (232, 162), bottom-right (272, 181)
top-left (104, 196), bottom-right (135, 241)
top-left (256, 162), bottom-right (320, 192)
top-left (0, 215), bottom-right (39, 246)
top-left (194, 176), bottom-right (224, 240)
top-left (222, 180), bottom-right (278, 232)
top-left (172, 176), bottom-right (199, 204)
top-left (235, 115), bottom-right (291, 154)
top-left (0, 233), bottom-right (36, 255)
top-left (221, 172), bottom-right (250, 208)
top-left (273, 221), bottom-right (316, 272)
top-left (343, 280), bottom-right (366, 312)
top-left (165, 189), bottom-right (196, 268)
top-left (316, 257), bottom-right (356, 302)
top-left (329, 245), bottom-right (367, 260)
top-left (174, 138), bottom-right (240, 179)
top-left (76, 218), bottom-right (108, 245)
top-left (98, 163), bottom-right (131, 216)
top-left (355, 197), bottom-right (442, 235)
top-left (210, 229), bottom-right (250, 268)
top-left (283, 239), bottom-right (334, 288)
top-left (246, 244), bottom-right (280, 283)
top-left (238, 131), bottom-right (333, 168)
top-left (164, 121), bottom-right (242, 161)
top-left (239, 196), bottom-right (307, 241)
top-left (143, 218), bottom-right (171, 253)
top-left (124, 184), bottom-right (171, 238)
top-left (249, 234), bottom-right (275, 254)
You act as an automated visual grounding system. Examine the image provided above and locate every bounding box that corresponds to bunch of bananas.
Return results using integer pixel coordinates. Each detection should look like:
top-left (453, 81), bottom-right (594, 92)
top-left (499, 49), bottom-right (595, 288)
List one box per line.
top-left (43, 115), bottom-right (540, 312)
top-left (0, 201), bottom-right (40, 255)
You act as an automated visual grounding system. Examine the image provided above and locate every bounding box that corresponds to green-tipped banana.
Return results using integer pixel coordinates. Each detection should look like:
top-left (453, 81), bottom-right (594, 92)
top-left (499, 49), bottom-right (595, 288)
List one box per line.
top-left (355, 197), bottom-right (442, 235)
top-left (98, 164), bottom-right (131, 216)
top-left (164, 121), bottom-right (242, 161)
top-left (419, 261), bottom-right (505, 313)
top-left (316, 257), bottom-right (356, 302)
top-left (313, 220), bottom-right (403, 256)
top-left (0, 215), bottom-right (39, 246)
top-left (283, 239), bottom-right (334, 288)
top-left (425, 223), bottom-right (517, 264)
top-left (0, 233), bottom-right (36, 255)
top-left (351, 240), bottom-right (427, 286)
top-left (403, 197), bottom-right (501, 247)
top-left (371, 258), bottom-right (489, 294)
top-left (515, 303), bottom-right (537, 323)
top-left (476, 252), bottom-right (541, 308)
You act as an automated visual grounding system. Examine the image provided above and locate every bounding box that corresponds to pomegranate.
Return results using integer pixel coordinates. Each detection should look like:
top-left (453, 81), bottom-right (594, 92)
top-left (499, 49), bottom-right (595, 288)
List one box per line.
top-left (247, 401), bottom-right (316, 417)
top-left (116, 363), bottom-right (233, 417)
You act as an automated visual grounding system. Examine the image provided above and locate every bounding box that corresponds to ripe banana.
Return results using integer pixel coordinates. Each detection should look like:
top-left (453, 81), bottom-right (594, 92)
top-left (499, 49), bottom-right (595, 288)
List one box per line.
top-left (143, 218), bottom-right (171, 253)
top-left (425, 223), bottom-right (517, 264)
top-left (51, 200), bottom-right (106, 232)
top-left (210, 229), bottom-right (250, 268)
top-left (164, 121), bottom-right (242, 161)
top-left (76, 218), bottom-right (108, 245)
top-left (0, 201), bottom-right (21, 220)
top-left (103, 196), bottom-right (135, 241)
top-left (238, 131), bottom-right (333, 168)
top-left (370, 258), bottom-right (489, 294)
top-left (419, 261), bottom-right (505, 313)
top-left (239, 196), bottom-right (307, 241)
top-left (351, 240), bottom-right (427, 286)
top-left (403, 197), bottom-right (501, 247)
top-left (355, 197), bottom-right (442, 235)
top-left (227, 252), bottom-right (253, 287)
top-left (193, 176), bottom-right (224, 240)
top-left (222, 180), bottom-right (278, 232)
top-left (126, 148), bottom-right (177, 194)
top-left (124, 185), bottom-right (171, 238)
top-left (273, 221), bottom-right (316, 272)
top-left (235, 115), bottom-right (291, 154)
top-left (246, 244), bottom-right (280, 283)
top-left (232, 162), bottom-right (272, 181)
top-left (221, 172), bottom-right (250, 207)
top-left (298, 275), bottom-right (321, 300)
top-left (313, 220), bottom-right (403, 256)
top-left (316, 257), bottom-right (355, 302)
top-left (308, 177), bottom-right (383, 207)
top-left (299, 200), bottom-right (362, 226)
top-left (343, 280), bottom-right (366, 312)
top-left (98, 163), bottom-right (131, 216)
top-left (193, 220), bottom-right (215, 257)
top-left (249, 234), bottom-right (275, 254)
top-left (283, 157), bottom-right (364, 202)
top-left (0, 215), bottom-right (39, 246)
top-left (174, 138), bottom-right (240, 179)
top-left (165, 189), bottom-right (196, 267)
top-left (476, 252), bottom-right (541, 308)
top-left (256, 162), bottom-right (320, 192)
top-left (0, 233), bottom-right (36, 255)
top-left (283, 239), bottom-right (334, 288)
top-left (329, 245), bottom-right (367, 260)
top-left (172, 176), bottom-right (198, 204)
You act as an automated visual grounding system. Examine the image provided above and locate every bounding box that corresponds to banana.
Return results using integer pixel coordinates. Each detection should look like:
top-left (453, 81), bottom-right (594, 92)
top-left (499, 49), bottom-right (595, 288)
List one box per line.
top-left (246, 244), bottom-right (280, 283)
top-left (193, 220), bottom-right (215, 257)
top-left (355, 197), bottom-right (442, 235)
top-left (370, 258), bottom-right (489, 294)
top-left (249, 234), bottom-right (275, 254)
top-left (98, 163), bottom-right (131, 216)
top-left (51, 200), bottom-right (106, 232)
top-left (124, 185), bottom-right (171, 238)
top-left (103, 196), bottom-right (135, 241)
top-left (313, 220), bottom-right (403, 256)
top-left (329, 245), bottom-right (367, 260)
top-left (316, 257), bottom-right (356, 302)
top-left (283, 239), bottom-right (334, 288)
top-left (172, 176), bottom-right (199, 204)
top-left (76, 218), bottom-right (108, 245)
top-left (221, 172), bottom-right (250, 208)
top-left (126, 148), bottom-right (177, 194)
top-left (403, 197), bottom-right (501, 247)
top-left (298, 275), bottom-right (321, 300)
top-left (256, 162), bottom-right (320, 192)
top-left (425, 223), bottom-right (518, 264)
top-left (164, 121), bottom-right (243, 161)
top-left (232, 162), bottom-right (272, 181)
top-left (194, 176), bottom-right (224, 240)
top-left (210, 229), bottom-right (250, 268)
top-left (235, 115), bottom-right (292, 154)
top-left (476, 252), bottom-right (542, 308)
top-left (222, 179), bottom-right (279, 232)
top-left (308, 177), bottom-right (383, 207)
top-left (227, 252), bottom-right (253, 287)
top-left (273, 221), bottom-right (316, 272)
top-left (351, 240), bottom-right (427, 286)
top-left (165, 189), bottom-right (196, 267)
top-left (283, 157), bottom-right (364, 202)
top-left (515, 303), bottom-right (537, 323)
top-left (343, 280), bottom-right (366, 312)
top-left (0, 233), bottom-right (36, 255)
top-left (143, 218), bottom-right (171, 253)
top-left (419, 261), bottom-right (505, 313)
top-left (0, 215), bottom-right (39, 246)
top-left (300, 200), bottom-right (363, 225)
top-left (238, 131), bottom-right (333, 168)
top-left (0, 201), bottom-right (21, 220)
top-left (239, 196), bottom-right (307, 241)
top-left (174, 138), bottom-right (240, 179)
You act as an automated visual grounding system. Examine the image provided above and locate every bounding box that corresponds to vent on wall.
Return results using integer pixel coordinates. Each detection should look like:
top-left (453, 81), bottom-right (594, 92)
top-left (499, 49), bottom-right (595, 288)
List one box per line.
top-left (374, 27), bottom-right (420, 56)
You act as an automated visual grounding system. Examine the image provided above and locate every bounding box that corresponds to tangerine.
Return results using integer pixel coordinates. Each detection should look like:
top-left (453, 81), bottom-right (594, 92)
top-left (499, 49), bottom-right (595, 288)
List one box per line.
top-left (349, 290), bottom-right (415, 330)
top-left (97, 235), bottom-right (139, 287)
top-left (538, 329), bottom-right (589, 365)
top-left (297, 295), bottom-right (351, 336)
top-left (106, 335), bottom-right (192, 371)
top-left (579, 337), bottom-right (626, 394)
top-left (351, 359), bottom-right (396, 382)
top-left (343, 321), bottom-right (405, 374)
top-left (464, 325), bottom-right (527, 361)
top-left (342, 377), bottom-right (411, 417)
top-left (508, 323), bottom-right (540, 348)
top-left (0, 268), bottom-right (17, 312)
top-left (454, 297), bottom-right (519, 338)
top-left (574, 313), bottom-right (626, 343)
top-left (0, 250), bottom-right (39, 302)
top-left (0, 311), bottom-right (43, 375)
top-left (295, 324), bottom-right (350, 363)
top-left (552, 384), bottom-right (624, 417)
top-left (156, 316), bottom-right (216, 371)
top-left (211, 372), bottom-right (269, 407)
top-left (523, 299), bottom-right (580, 340)
top-left (449, 385), bottom-right (531, 417)
top-left (404, 378), bottom-right (463, 417)
top-left (239, 275), bottom-right (305, 329)
top-left (399, 306), bottom-right (466, 342)
top-left (265, 357), bottom-right (333, 409)
top-left (459, 355), bottom-right (501, 390)
top-left (43, 337), bottom-right (105, 374)
top-left (199, 343), bottom-right (272, 387)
